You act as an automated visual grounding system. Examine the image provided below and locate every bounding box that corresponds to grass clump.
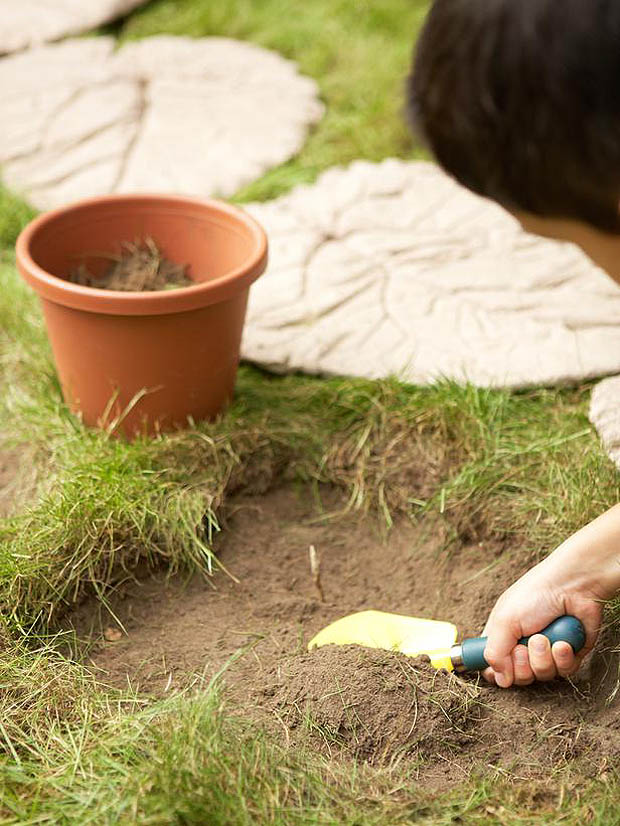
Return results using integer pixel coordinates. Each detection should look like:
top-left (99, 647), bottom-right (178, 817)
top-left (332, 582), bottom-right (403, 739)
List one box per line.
top-left (0, 436), bottom-right (224, 627)
top-left (0, 186), bottom-right (35, 250)
top-left (421, 384), bottom-right (620, 549)
top-left (0, 671), bottom-right (410, 826)
top-left (0, 635), bottom-right (120, 765)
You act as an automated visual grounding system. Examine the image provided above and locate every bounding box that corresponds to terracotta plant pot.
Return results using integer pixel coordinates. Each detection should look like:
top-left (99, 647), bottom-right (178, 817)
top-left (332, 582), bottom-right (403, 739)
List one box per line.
top-left (16, 194), bottom-right (268, 437)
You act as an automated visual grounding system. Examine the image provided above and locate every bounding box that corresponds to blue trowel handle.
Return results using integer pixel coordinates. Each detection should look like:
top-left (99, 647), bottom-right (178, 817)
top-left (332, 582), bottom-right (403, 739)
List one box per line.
top-left (458, 616), bottom-right (586, 673)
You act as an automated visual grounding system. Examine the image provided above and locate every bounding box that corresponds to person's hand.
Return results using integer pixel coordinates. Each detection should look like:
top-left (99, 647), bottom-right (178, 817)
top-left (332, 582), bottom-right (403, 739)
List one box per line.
top-left (482, 504), bottom-right (620, 688)
top-left (481, 565), bottom-right (602, 687)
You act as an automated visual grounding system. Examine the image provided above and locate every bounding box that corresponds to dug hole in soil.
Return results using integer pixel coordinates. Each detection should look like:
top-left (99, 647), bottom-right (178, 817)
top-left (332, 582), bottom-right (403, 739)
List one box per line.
top-left (69, 485), bottom-right (620, 788)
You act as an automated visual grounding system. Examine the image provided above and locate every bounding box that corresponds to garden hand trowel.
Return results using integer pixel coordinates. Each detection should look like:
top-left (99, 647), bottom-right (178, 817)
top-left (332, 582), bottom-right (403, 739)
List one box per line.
top-left (308, 611), bottom-right (586, 673)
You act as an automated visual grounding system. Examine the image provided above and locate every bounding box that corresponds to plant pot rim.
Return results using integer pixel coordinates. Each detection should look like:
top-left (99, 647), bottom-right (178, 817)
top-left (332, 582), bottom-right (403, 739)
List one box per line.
top-left (15, 192), bottom-right (268, 316)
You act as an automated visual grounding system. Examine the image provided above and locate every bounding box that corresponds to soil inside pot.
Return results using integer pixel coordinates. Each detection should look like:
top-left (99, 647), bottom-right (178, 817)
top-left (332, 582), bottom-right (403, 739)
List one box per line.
top-left (67, 485), bottom-right (620, 789)
top-left (68, 238), bottom-right (193, 292)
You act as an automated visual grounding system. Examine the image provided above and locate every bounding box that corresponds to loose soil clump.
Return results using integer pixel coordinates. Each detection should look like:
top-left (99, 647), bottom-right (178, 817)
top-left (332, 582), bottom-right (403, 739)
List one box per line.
top-left (261, 646), bottom-right (483, 763)
top-left (68, 486), bottom-right (620, 787)
top-left (68, 238), bottom-right (193, 292)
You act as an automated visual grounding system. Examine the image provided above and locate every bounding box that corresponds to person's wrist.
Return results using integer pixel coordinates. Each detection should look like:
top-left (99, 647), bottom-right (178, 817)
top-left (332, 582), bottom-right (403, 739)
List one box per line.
top-left (540, 534), bottom-right (620, 601)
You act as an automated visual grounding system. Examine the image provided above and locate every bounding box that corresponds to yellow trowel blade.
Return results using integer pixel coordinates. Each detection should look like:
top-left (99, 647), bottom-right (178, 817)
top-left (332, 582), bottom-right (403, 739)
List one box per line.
top-left (308, 610), bottom-right (458, 671)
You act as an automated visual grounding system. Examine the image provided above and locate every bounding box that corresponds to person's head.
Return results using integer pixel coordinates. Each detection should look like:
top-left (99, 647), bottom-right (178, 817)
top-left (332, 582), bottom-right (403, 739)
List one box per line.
top-left (408, 0), bottom-right (620, 276)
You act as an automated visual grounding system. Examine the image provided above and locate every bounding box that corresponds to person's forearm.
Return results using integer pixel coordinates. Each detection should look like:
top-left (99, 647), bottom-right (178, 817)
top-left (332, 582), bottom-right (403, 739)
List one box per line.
top-left (538, 503), bottom-right (620, 600)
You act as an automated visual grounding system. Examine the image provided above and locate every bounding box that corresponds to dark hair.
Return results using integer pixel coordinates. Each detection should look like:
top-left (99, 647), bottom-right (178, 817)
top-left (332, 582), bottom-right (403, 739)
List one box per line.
top-left (408, 0), bottom-right (620, 232)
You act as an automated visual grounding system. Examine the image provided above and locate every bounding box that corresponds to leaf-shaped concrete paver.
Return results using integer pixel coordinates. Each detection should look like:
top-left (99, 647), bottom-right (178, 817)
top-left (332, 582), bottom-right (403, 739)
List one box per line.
top-left (589, 378), bottom-right (620, 468)
top-left (0, 0), bottom-right (147, 55)
top-left (0, 36), bottom-right (324, 208)
top-left (243, 159), bottom-right (620, 388)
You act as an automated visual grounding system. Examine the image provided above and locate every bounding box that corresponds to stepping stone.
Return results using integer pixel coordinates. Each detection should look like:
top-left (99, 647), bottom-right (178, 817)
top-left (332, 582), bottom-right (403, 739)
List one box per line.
top-left (243, 159), bottom-right (620, 388)
top-left (0, 36), bottom-right (323, 208)
top-left (589, 378), bottom-right (620, 469)
top-left (0, 0), bottom-right (147, 55)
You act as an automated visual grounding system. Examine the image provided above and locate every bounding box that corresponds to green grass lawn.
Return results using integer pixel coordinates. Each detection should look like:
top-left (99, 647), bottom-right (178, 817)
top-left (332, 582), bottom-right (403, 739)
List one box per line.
top-left (1, 1), bottom-right (620, 823)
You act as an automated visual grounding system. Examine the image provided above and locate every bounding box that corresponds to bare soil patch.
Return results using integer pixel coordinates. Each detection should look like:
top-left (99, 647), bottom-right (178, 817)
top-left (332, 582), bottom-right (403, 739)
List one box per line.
top-left (69, 485), bottom-right (620, 786)
top-left (0, 449), bottom-right (25, 517)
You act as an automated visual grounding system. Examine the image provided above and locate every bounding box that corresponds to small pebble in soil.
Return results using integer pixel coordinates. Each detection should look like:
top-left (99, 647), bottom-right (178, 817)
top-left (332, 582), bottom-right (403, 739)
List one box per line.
top-left (103, 626), bottom-right (123, 642)
top-left (68, 237), bottom-right (193, 292)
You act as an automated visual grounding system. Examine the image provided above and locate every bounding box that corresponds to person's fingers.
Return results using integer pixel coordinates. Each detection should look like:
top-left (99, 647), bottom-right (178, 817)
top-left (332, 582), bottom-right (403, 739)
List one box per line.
top-left (482, 666), bottom-right (496, 685)
top-left (528, 634), bottom-right (557, 681)
top-left (490, 655), bottom-right (514, 688)
top-left (484, 611), bottom-right (519, 688)
top-left (552, 640), bottom-right (576, 678)
top-left (512, 644), bottom-right (535, 686)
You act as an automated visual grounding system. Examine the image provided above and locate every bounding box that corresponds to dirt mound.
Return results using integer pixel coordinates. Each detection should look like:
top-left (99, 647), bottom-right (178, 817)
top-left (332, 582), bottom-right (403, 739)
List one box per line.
top-left (260, 645), bottom-right (620, 778)
top-left (260, 646), bottom-right (482, 763)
